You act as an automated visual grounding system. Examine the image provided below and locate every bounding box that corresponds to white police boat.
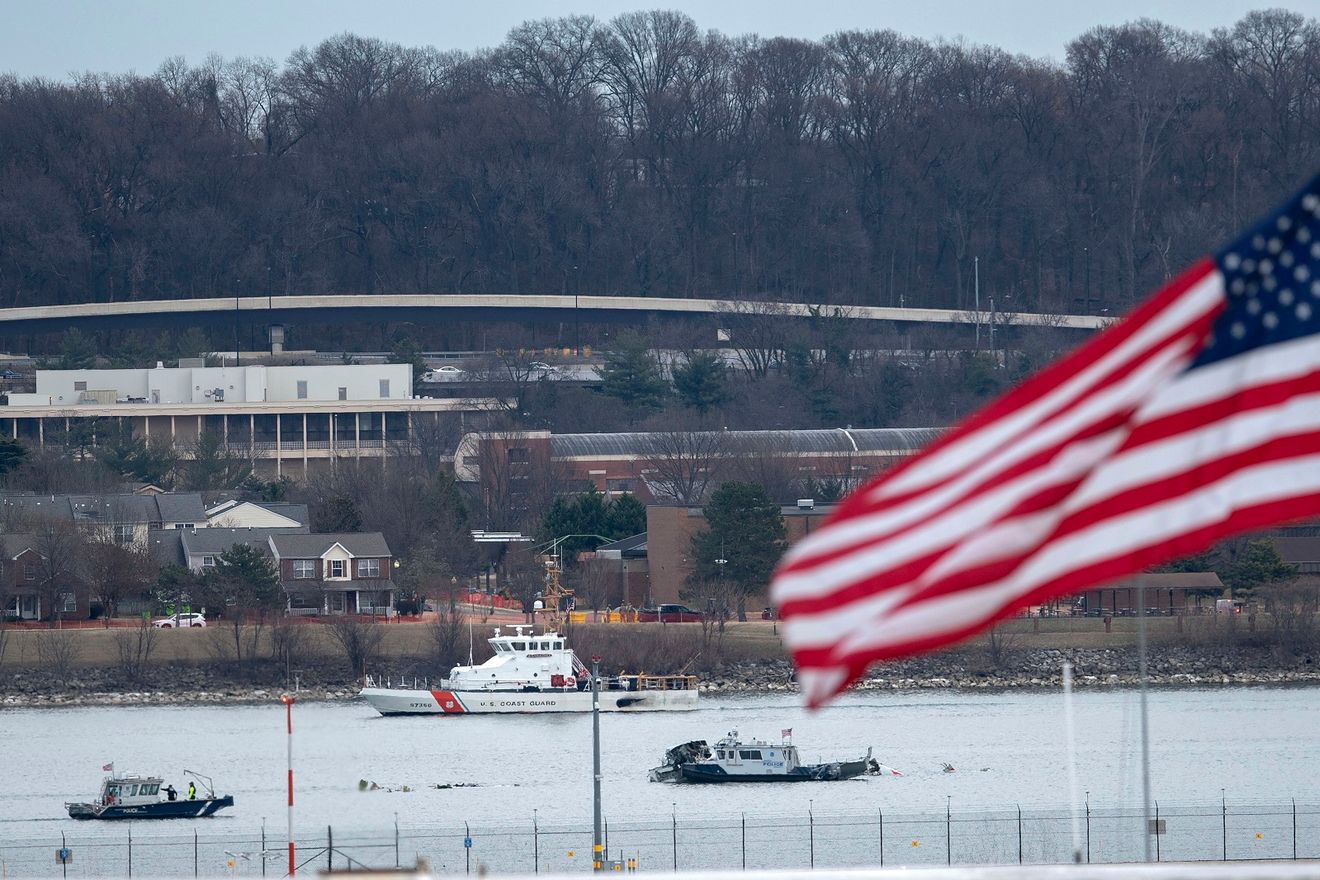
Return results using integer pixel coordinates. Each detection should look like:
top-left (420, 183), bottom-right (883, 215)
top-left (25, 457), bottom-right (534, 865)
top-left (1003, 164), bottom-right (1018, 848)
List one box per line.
top-left (359, 625), bottom-right (699, 715)
top-left (650, 731), bottom-right (872, 783)
top-left (66, 770), bottom-right (234, 820)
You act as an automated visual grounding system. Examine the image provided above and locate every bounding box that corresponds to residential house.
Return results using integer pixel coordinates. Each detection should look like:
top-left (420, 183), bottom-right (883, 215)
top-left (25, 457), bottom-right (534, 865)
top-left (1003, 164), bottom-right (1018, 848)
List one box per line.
top-left (0, 534), bottom-right (83, 620)
top-left (205, 500), bottom-right (309, 529)
top-left (269, 533), bottom-right (394, 616)
top-left (0, 492), bottom-right (209, 548)
top-left (179, 527), bottom-right (308, 574)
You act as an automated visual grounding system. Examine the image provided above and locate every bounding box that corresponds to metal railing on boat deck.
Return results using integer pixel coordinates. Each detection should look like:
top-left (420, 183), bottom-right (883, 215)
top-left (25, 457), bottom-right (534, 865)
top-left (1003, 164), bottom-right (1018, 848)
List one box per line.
top-left (633, 674), bottom-right (699, 691)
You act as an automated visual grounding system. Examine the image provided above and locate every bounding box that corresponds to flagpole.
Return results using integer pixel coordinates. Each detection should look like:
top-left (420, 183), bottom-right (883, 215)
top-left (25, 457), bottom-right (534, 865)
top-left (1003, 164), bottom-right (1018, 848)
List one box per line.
top-left (1137, 585), bottom-right (1153, 862)
top-left (1062, 662), bottom-right (1082, 863)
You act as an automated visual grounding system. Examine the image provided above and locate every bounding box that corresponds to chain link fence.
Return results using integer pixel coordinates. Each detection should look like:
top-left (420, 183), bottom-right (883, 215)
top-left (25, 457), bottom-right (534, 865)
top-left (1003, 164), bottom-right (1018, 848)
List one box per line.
top-left (5, 798), bottom-right (1319, 877)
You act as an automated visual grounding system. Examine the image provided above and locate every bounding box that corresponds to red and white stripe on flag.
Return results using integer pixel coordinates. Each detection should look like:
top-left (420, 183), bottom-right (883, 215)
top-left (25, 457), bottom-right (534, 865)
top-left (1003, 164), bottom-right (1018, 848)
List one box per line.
top-left (771, 173), bottom-right (1320, 708)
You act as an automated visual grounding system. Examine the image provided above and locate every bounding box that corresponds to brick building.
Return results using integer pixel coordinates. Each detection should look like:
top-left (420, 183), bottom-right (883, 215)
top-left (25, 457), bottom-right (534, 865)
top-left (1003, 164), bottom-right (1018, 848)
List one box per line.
top-left (455, 427), bottom-right (941, 512)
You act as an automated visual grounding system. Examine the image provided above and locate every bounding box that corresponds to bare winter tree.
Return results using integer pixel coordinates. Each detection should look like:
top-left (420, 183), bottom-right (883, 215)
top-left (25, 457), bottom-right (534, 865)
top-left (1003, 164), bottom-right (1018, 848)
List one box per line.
top-left (327, 617), bottom-right (387, 678)
top-left (641, 428), bottom-right (730, 504)
top-left (724, 433), bottom-right (804, 504)
top-left (31, 517), bottom-right (85, 625)
top-left (715, 300), bottom-right (795, 378)
top-left (114, 617), bottom-right (160, 682)
top-left (83, 538), bottom-right (155, 625)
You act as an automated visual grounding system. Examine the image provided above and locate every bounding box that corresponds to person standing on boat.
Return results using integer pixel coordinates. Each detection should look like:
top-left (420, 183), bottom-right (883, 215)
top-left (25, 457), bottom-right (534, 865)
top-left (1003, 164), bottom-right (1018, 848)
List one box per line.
top-left (165, 785), bottom-right (177, 802)
top-left (187, 782), bottom-right (196, 800)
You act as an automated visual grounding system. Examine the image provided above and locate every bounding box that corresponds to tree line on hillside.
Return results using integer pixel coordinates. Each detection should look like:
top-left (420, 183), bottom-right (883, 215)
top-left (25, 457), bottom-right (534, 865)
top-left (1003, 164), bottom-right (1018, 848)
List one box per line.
top-left (0, 10), bottom-right (1317, 319)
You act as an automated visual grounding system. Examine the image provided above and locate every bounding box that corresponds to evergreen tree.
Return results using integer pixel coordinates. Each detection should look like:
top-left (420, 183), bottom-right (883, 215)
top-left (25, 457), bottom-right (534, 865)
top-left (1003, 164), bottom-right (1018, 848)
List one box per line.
top-left (184, 430), bottom-right (253, 491)
top-left (388, 334), bottom-right (428, 383)
top-left (1221, 540), bottom-right (1297, 598)
top-left (59, 329), bottom-right (97, 370)
top-left (605, 494), bottom-right (646, 538)
top-left (599, 331), bottom-right (667, 415)
top-left (689, 482), bottom-right (787, 620)
top-left (0, 436), bottom-right (28, 476)
top-left (672, 351), bottom-right (730, 414)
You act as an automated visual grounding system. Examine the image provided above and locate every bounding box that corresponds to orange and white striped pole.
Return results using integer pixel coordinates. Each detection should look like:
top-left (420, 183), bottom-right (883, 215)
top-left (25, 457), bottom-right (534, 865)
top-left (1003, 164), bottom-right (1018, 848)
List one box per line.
top-left (280, 694), bottom-right (296, 876)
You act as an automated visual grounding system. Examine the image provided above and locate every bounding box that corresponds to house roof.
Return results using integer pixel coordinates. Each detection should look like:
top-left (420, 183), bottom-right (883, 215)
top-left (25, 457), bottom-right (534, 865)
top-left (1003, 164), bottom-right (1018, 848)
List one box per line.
top-left (597, 532), bottom-right (647, 559)
top-left (181, 528), bottom-right (300, 557)
top-left (0, 492), bottom-right (207, 524)
top-left (0, 533), bottom-right (37, 559)
top-left (269, 532), bottom-right (391, 558)
top-left (155, 494), bottom-right (208, 523)
top-left (69, 494), bottom-right (161, 522)
top-left (1107, 572), bottom-right (1225, 589)
top-left (148, 529), bottom-right (184, 566)
top-left (1271, 536), bottom-right (1320, 565)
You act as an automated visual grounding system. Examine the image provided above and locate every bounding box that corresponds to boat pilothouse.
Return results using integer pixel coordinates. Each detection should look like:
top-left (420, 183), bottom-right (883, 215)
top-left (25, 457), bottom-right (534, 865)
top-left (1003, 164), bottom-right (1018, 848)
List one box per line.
top-left (650, 731), bottom-right (872, 783)
top-left (448, 626), bottom-right (589, 692)
top-left (359, 625), bottom-right (699, 715)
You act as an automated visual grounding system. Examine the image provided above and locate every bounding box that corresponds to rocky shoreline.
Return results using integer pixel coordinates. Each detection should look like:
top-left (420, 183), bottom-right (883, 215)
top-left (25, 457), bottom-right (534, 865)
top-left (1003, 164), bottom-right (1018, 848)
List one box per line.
top-left (2, 645), bottom-right (1317, 708)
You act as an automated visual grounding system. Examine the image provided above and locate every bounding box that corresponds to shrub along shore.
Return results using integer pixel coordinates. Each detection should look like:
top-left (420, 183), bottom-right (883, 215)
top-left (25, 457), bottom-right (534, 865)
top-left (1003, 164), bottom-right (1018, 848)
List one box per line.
top-left (1, 615), bottom-right (1318, 708)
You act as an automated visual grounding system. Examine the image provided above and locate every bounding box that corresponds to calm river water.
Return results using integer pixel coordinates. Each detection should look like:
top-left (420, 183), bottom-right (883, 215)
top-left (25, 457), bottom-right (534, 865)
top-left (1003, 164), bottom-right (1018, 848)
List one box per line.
top-left (1, 686), bottom-right (1318, 875)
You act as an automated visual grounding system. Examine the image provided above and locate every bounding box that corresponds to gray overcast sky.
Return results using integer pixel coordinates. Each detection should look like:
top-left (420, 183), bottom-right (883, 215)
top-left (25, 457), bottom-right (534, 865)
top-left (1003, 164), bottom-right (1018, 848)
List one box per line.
top-left (3, 0), bottom-right (1319, 80)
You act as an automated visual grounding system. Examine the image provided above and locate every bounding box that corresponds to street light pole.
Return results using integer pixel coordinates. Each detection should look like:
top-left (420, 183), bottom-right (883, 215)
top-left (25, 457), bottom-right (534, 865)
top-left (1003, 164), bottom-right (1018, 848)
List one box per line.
top-left (974, 256), bottom-right (981, 350)
top-left (591, 654), bottom-right (603, 872)
top-left (280, 694), bottom-right (296, 877)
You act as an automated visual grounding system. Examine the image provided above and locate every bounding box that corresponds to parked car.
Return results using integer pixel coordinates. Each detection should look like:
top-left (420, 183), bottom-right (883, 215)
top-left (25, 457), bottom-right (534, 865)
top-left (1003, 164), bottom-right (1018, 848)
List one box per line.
top-left (637, 604), bottom-right (703, 623)
top-left (153, 612), bottom-right (207, 628)
top-left (527, 361), bottom-right (557, 374)
top-left (421, 365), bottom-right (465, 382)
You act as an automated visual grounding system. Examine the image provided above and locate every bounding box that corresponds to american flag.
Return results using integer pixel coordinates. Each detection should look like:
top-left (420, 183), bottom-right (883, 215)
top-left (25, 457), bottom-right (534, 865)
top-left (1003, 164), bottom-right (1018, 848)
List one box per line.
top-left (772, 173), bottom-right (1320, 707)
top-left (781, 728), bottom-right (792, 738)
top-left (102, 762), bottom-right (114, 772)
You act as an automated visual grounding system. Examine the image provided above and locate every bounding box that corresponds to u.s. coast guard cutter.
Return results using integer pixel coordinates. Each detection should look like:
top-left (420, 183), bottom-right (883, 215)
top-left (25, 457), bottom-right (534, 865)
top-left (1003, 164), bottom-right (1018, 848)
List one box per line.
top-left (359, 625), bottom-right (699, 715)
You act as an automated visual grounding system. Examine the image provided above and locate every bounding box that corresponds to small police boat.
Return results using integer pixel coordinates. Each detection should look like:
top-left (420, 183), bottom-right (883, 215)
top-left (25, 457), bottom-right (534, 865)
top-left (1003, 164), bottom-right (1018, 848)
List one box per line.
top-left (650, 731), bottom-right (872, 783)
top-left (66, 770), bottom-right (234, 820)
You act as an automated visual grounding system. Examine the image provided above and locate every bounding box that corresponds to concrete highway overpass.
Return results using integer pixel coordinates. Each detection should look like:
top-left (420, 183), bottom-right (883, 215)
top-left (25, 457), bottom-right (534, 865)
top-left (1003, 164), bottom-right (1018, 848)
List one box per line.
top-left (0, 293), bottom-right (1107, 336)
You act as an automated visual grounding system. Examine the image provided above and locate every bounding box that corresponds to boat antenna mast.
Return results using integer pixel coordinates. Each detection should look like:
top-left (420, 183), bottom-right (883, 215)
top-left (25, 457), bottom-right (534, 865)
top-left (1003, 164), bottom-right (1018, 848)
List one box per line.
top-left (540, 556), bottom-right (575, 631)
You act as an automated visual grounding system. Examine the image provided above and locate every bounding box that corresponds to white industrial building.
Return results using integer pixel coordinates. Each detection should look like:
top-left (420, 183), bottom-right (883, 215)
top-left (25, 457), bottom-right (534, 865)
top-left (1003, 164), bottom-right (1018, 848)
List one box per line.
top-left (11, 363), bottom-right (412, 407)
top-left (1, 364), bottom-right (500, 478)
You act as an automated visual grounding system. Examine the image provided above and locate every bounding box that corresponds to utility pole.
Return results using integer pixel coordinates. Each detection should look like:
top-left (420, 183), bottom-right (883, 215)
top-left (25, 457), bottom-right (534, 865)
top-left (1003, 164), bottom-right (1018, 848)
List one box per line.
top-left (974, 256), bottom-right (981, 350)
top-left (591, 655), bottom-right (603, 872)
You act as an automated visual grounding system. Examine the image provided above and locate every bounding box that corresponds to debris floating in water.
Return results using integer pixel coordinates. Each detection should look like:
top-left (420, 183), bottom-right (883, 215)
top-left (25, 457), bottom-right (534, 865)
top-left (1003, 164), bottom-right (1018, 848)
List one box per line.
top-left (358, 779), bottom-right (413, 792)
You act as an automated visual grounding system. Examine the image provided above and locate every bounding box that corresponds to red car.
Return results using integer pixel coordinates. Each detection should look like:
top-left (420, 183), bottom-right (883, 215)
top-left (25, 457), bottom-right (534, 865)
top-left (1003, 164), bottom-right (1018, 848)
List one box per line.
top-left (637, 604), bottom-right (704, 623)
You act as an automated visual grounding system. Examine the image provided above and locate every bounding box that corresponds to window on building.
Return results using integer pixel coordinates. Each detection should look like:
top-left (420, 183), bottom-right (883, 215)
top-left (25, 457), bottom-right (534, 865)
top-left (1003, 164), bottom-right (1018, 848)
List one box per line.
top-left (174, 523), bottom-right (194, 530)
top-left (74, 381), bottom-right (87, 391)
top-left (379, 379), bottom-right (390, 398)
top-left (293, 560), bottom-right (316, 579)
top-left (296, 380), bottom-right (308, 400)
top-left (59, 592), bottom-right (77, 612)
top-left (23, 563), bottom-right (35, 581)
top-left (112, 524), bottom-right (135, 546)
top-left (507, 447), bottom-right (530, 463)
top-left (201, 556), bottom-right (216, 569)
top-left (607, 478), bottom-right (633, 493)
top-left (338, 387), bottom-right (347, 401)
top-left (328, 559), bottom-right (347, 578)
top-left (356, 558), bottom-right (380, 578)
